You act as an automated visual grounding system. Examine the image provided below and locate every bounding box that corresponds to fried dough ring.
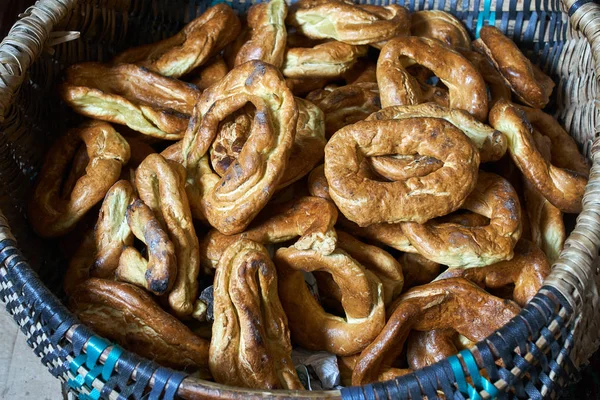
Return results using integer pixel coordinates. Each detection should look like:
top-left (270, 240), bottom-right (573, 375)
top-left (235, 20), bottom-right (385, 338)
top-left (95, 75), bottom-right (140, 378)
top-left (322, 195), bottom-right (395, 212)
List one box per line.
top-left (489, 100), bottom-right (587, 213)
top-left (210, 239), bottom-right (303, 390)
top-left (402, 171), bottom-right (522, 268)
top-left (116, 199), bottom-right (177, 296)
top-left (474, 26), bottom-right (554, 109)
top-left (307, 82), bottom-right (381, 138)
top-left (234, 0), bottom-right (288, 68)
top-left (113, 4), bottom-right (240, 78)
top-left (189, 56), bottom-right (229, 91)
top-left (324, 118), bottom-right (480, 226)
top-left (274, 246), bottom-right (385, 356)
top-left (60, 63), bottom-right (201, 140)
top-left (200, 196), bottom-right (338, 269)
top-left (377, 37), bottom-right (488, 121)
top-left (282, 41), bottom-right (368, 79)
top-left (136, 154), bottom-right (200, 317)
top-left (435, 239), bottom-right (550, 306)
top-left (70, 279), bottom-right (210, 374)
top-left (210, 98), bottom-right (325, 190)
top-left (288, 0), bottom-right (409, 45)
top-left (92, 180), bottom-right (136, 278)
top-left (366, 103), bottom-right (506, 162)
top-left (410, 11), bottom-right (471, 49)
top-left (352, 278), bottom-right (520, 385)
top-left (181, 61), bottom-right (298, 234)
top-left (29, 121), bottom-right (130, 238)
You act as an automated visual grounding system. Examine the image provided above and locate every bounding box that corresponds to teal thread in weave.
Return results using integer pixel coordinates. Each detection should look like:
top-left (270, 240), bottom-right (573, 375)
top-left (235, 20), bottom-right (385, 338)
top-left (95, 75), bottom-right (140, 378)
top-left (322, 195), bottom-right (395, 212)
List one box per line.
top-left (476, 0), bottom-right (495, 37)
top-left (102, 346), bottom-right (123, 380)
top-left (85, 336), bottom-right (109, 368)
top-left (448, 355), bottom-right (469, 394)
top-left (460, 350), bottom-right (499, 397)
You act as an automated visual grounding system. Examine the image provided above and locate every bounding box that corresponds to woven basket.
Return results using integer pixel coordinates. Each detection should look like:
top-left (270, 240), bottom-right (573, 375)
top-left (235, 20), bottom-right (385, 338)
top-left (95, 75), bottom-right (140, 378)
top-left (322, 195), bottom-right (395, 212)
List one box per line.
top-left (1, 0), bottom-right (600, 398)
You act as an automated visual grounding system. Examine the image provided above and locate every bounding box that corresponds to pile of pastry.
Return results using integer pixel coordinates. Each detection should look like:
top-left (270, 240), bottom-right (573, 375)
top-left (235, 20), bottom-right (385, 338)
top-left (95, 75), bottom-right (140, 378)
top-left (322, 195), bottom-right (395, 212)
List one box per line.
top-left (29, 0), bottom-right (589, 390)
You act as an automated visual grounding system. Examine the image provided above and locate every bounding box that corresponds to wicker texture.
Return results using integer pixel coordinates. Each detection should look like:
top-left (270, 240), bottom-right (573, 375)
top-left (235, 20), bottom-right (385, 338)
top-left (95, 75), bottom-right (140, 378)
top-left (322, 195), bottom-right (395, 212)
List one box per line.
top-left (0, 0), bottom-right (600, 398)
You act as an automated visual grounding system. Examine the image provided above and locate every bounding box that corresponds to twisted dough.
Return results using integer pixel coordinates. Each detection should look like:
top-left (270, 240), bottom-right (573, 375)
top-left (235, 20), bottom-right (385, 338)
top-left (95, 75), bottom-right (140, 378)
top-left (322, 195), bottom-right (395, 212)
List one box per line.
top-left (490, 100), bottom-right (587, 213)
top-left (29, 121), bottom-right (130, 237)
top-left (181, 61), bottom-right (298, 234)
top-left (210, 239), bottom-right (303, 389)
top-left (136, 154), bottom-right (200, 317)
top-left (282, 41), bottom-right (368, 79)
top-left (324, 118), bottom-right (479, 226)
top-left (200, 196), bottom-right (338, 269)
top-left (288, 0), bottom-right (410, 45)
top-left (234, 0), bottom-right (288, 68)
top-left (116, 199), bottom-right (177, 296)
top-left (377, 37), bottom-right (488, 121)
top-left (366, 103), bottom-right (506, 162)
top-left (70, 279), bottom-right (210, 375)
top-left (114, 4), bottom-right (240, 78)
top-left (474, 26), bottom-right (554, 109)
top-left (402, 171), bottom-right (522, 268)
top-left (274, 246), bottom-right (385, 356)
top-left (435, 239), bottom-right (550, 306)
top-left (352, 278), bottom-right (520, 384)
top-left (410, 10), bottom-right (471, 49)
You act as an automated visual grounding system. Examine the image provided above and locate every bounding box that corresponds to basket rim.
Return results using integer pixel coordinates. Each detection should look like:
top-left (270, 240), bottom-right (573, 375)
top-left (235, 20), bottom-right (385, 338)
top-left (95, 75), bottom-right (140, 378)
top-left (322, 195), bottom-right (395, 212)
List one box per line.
top-left (0, 0), bottom-right (599, 398)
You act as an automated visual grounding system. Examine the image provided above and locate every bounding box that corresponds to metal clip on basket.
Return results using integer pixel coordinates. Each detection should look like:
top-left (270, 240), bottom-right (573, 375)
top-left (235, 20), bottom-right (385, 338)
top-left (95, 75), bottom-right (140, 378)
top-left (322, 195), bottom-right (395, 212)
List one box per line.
top-left (1, 0), bottom-right (600, 399)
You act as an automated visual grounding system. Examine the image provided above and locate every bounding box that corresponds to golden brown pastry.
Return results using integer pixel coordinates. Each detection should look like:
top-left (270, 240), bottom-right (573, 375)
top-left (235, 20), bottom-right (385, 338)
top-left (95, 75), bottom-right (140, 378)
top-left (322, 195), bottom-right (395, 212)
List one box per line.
top-left (352, 278), bottom-right (520, 384)
top-left (366, 103), bottom-right (507, 162)
top-left (29, 121), bottom-right (130, 237)
top-left (377, 37), bottom-right (488, 121)
top-left (288, 0), bottom-right (410, 45)
top-left (410, 10), bottom-right (471, 49)
top-left (307, 164), bottom-right (330, 199)
top-left (343, 59), bottom-right (377, 84)
top-left (402, 171), bottom-right (522, 267)
top-left (70, 279), bottom-right (210, 374)
top-left (188, 56), bottom-right (229, 91)
top-left (406, 329), bottom-right (467, 370)
top-left (64, 230), bottom-right (96, 296)
top-left (490, 100), bottom-right (587, 213)
top-left (60, 63), bottom-right (201, 140)
top-left (307, 82), bottom-right (381, 138)
top-left (116, 199), bottom-right (176, 296)
top-left (136, 154), bottom-right (200, 317)
top-left (210, 239), bottom-right (303, 389)
top-left (285, 77), bottom-right (330, 96)
top-left (435, 239), bottom-right (550, 307)
top-left (282, 41), bottom-right (368, 79)
top-left (200, 196), bottom-right (338, 269)
top-left (338, 217), bottom-right (416, 253)
top-left (458, 48), bottom-right (512, 106)
top-left (92, 180), bottom-right (136, 278)
top-left (233, 0), bottom-right (288, 68)
top-left (180, 61), bottom-right (298, 234)
top-left (324, 118), bottom-right (479, 226)
top-left (275, 245), bottom-right (385, 356)
top-left (399, 253), bottom-right (441, 290)
top-left (113, 4), bottom-right (240, 78)
top-left (474, 25), bottom-right (554, 109)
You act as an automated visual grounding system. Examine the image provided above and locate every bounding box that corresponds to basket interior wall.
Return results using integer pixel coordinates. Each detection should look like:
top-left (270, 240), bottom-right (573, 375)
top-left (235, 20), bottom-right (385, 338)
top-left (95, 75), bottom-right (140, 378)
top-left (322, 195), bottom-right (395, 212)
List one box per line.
top-left (0, 0), bottom-right (597, 295)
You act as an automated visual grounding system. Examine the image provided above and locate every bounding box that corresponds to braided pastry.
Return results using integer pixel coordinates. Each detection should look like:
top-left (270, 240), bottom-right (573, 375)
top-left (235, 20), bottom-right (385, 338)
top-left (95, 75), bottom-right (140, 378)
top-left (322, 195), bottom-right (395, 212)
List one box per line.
top-left (233, 0), bottom-right (288, 68)
top-left (70, 279), bottom-right (210, 375)
top-left (282, 42), bottom-right (368, 79)
top-left (210, 239), bottom-right (303, 389)
top-left (29, 121), bottom-right (130, 237)
top-left (402, 171), bottom-right (522, 267)
top-left (410, 10), bottom-right (471, 49)
top-left (181, 61), bottom-right (298, 234)
top-left (60, 63), bottom-right (201, 140)
top-left (288, 0), bottom-right (410, 45)
top-left (200, 196), bottom-right (338, 269)
top-left (377, 37), bottom-right (488, 121)
top-left (435, 239), bottom-right (550, 306)
top-left (352, 278), bottom-right (520, 384)
top-left (274, 246), bottom-right (385, 356)
top-left (474, 26), bottom-right (554, 108)
top-left (116, 199), bottom-right (177, 296)
top-left (324, 117), bottom-right (479, 226)
top-left (113, 4), bottom-right (240, 78)
top-left (136, 154), bottom-right (200, 317)
top-left (490, 100), bottom-right (587, 213)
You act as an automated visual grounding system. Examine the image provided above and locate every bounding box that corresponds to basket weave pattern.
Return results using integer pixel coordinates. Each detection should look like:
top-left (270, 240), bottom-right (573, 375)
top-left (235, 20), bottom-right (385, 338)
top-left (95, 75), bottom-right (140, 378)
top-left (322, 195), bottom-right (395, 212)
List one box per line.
top-left (0, 0), bottom-right (600, 398)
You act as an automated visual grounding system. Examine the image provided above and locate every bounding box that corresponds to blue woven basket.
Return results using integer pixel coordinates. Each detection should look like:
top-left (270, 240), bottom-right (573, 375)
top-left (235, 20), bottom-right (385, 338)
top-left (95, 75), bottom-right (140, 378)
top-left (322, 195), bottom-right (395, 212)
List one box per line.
top-left (0, 0), bottom-right (600, 398)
